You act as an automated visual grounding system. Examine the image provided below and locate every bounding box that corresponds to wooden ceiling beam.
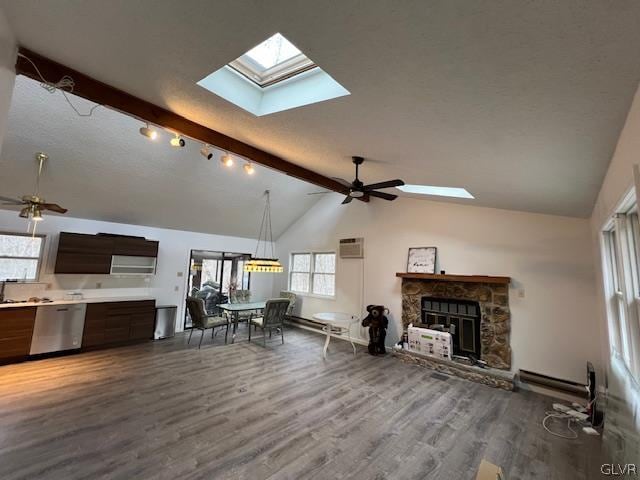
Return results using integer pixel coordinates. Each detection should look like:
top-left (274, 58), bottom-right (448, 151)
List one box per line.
top-left (15, 47), bottom-right (365, 201)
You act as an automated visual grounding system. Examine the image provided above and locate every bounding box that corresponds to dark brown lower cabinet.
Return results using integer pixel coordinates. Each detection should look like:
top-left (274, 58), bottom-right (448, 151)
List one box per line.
top-left (0, 307), bottom-right (37, 363)
top-left (83, 300), bottom-right (155, 349)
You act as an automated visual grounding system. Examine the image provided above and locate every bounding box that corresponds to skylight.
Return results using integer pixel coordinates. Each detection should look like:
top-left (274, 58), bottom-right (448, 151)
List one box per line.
top-left (197, 33), bottom-right (350, 116)
top-left (229, 33), bottom-right (317, 88)
top-left (396, 185), bottom-right (475, 199)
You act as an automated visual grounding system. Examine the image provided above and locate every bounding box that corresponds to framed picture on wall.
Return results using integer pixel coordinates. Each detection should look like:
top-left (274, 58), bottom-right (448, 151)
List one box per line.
top-left (407, 247), bottom-right (437, 273)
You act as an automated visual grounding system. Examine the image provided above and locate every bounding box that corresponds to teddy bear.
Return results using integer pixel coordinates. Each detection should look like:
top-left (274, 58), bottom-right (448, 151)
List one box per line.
top-left (361, 305), bottom-right (389, 355)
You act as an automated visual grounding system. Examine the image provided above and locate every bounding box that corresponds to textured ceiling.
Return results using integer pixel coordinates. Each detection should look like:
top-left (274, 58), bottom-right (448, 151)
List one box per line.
top-left (0, 77), bottom-right (321, 238)
top-left (1, 1), bottom-right (640, 217)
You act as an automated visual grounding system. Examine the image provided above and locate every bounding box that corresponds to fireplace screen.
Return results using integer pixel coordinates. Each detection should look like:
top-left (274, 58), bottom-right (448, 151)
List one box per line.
top-left (421, 297), bottom-right (481, 359)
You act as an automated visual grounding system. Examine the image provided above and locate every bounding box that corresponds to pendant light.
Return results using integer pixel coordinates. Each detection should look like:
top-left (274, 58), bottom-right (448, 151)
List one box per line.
top-left (244, 190), bottom-right (283, 273)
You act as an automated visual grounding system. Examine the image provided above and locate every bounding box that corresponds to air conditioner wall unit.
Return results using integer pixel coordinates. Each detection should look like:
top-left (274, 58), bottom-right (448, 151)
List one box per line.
top-left (339, 238), bottom-right (364, 258)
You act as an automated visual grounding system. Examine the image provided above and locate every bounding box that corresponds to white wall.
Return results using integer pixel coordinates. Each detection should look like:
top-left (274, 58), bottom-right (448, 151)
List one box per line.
top-left (0, 209), bottom-right (273, 332)
top-left (274, 194), bottom-right (599, 382)
top-left (0, 7), bottom-right (15, 154)
top-left (590, 82), bottom-right (640, 460)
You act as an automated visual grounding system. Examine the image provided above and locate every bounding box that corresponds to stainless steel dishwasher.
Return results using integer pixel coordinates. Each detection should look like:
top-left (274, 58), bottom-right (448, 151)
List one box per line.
top-left (29, 303), bottom-right (87, 355)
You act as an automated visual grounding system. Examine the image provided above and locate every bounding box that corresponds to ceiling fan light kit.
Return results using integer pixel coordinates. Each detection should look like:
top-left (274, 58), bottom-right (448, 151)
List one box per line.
top-left (0, 152), bottom-right (69, 231)
top-left (333, 156), bottom-right (405, 205)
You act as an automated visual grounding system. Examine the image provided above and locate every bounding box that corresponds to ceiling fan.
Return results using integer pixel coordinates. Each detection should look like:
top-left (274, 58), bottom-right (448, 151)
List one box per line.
top-left (0, 152), bottom-right (68, 222)
top-left (312, 156), bottom-right (405, 204)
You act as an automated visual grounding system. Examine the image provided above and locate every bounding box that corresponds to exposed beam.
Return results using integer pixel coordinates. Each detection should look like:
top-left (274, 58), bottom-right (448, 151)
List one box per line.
top-left (15, 47), bottom-right (366, 201)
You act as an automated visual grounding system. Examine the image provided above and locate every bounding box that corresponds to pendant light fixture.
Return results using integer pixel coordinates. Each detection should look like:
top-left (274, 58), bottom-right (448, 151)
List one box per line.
top-left (244, 190), bottom-right (283, 273)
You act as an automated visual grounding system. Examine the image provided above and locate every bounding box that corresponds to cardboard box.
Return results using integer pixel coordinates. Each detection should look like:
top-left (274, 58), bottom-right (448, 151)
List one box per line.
top-left (407, 324), bottom-right (452, 360)
top-left (475, 459), bottom-right (505, 480)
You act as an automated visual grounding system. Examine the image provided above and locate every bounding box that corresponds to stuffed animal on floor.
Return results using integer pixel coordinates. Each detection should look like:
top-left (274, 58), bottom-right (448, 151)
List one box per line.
top-left (361, 305), bottom-right (389, 355)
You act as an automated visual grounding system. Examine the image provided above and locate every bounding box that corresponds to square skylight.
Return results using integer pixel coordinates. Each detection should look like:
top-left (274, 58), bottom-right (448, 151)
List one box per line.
top-left (229, 33), bottom-right (317, 88)
top-left (396, 185), bottom-right (475, 199)
top-left (197, 33), bottom-right (350, 116)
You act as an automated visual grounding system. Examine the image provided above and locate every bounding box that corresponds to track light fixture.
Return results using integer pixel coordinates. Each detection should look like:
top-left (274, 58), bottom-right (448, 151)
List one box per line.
top-left (139, 123), bottom-right (158, 140)
top-left (243, 162), bottom-right (255, 175)
top-left (221, 153), bottom-right (234, 168)
top-left (170, 134), bottom-right (185, 147)
top-left (200, 145), bottom-right (213, 160)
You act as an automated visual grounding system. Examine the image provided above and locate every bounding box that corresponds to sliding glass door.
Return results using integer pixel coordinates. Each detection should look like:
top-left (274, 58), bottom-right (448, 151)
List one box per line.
top-left (185, 250), bottom-right (251, 329)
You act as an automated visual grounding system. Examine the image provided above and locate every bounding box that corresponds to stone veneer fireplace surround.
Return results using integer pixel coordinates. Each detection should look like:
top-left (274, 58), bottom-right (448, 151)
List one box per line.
top-left (397, 273), bottom-right (512, 370)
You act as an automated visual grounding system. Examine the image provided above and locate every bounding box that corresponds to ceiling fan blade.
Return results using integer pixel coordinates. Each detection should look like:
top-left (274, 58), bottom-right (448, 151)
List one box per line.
top-left (331, 177), bottom-right (353, 188)
top-left (0, 195), bottom-right (24, 205)
top-left (363, 179), bottom-right (405, 191)
top-left (368, 190), bottom-right (398, 201)
top-left (341, 195), bottom-right (354, 205)
top-left (40, 203), bottom-right (68, 214)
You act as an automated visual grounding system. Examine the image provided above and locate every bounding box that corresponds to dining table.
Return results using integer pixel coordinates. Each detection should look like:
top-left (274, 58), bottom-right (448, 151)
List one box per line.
top-left (217, 301), bottom-right (266, 343)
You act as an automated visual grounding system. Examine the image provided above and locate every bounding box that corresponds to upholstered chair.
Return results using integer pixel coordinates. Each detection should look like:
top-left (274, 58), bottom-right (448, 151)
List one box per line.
top-left (279, 291), bottom-right (297, 319)
top-left (185, 296), bottom-right (229, 348)
top-left (248, 298), bottom-right (290, 347)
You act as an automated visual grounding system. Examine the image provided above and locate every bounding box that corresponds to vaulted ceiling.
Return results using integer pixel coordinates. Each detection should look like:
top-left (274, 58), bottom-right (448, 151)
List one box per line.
top-left (2, 0), bottom-right (640, 218)
top-left (0, 77), bottom-right (321, 238)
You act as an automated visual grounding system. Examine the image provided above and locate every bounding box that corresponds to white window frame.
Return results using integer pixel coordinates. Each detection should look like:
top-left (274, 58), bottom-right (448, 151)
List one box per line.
top-left (288, 251), bottom-right (336, 299)
top-left (0, 232), bottom-right (46, 282)
top-left (601, 187), bottom-right (640, 384)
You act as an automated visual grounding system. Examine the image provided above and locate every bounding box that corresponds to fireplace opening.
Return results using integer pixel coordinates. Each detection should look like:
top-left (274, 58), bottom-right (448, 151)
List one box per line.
top-left (420, 296), bottom-right (481, 360)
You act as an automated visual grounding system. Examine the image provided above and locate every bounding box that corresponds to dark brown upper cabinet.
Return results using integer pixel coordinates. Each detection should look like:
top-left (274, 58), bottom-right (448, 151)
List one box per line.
top-left (112, 235), bottom-right (158, 257)
top-left (55, 233), bottom-right (114, 274)
top-left (54, 232), bottom-right (158, 274)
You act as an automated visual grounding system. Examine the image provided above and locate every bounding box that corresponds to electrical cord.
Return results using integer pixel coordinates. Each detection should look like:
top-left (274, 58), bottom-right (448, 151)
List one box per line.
top-left (17, 53), bottom-right (101, 117)
top-left (542, 410), bottom-right (578, 439)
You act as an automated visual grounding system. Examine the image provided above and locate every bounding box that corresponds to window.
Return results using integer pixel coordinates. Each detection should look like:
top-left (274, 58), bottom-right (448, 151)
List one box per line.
top-left (228, 33), bottom-right (317, 88)
top-left (312, 253), bottom-right (336, 296)
top-left (289, 253), bottom-right (311, 293)
top-left (289, 252), bottom-right (336, 297)
top-left (602, 201), bottom-right (640, 383)
top-left (0, 233), bottom-right (44, 281)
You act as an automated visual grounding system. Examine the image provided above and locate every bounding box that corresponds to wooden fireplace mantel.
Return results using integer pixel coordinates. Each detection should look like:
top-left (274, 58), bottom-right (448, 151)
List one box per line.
top-left (395, 273), bottom-right (511, 284)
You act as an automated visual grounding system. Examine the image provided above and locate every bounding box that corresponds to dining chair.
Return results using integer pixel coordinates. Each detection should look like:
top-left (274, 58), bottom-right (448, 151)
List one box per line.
top-left (231, 289), bottom-right (254, 324)
top-left (279, 291), bottom-right (297, 320)
top-left (185, 296), bottom-right (230, 348)
top-left (248, 298), bottom-right (290, 347)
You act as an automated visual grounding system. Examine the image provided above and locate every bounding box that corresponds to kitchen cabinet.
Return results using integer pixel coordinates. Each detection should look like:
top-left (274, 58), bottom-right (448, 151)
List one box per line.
top-left (54, 232), bottom-right (158, 274)
top-left (54, 233), bottom-right (114, 274)
top-left (83, 300), bottom-right (155, 349)
top-left (0, 307), bottom-right (36, 362)
top-left (112, 236), bottom-right (158, 257)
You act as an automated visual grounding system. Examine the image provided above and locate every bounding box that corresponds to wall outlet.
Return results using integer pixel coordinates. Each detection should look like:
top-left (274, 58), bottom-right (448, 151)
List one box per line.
top-left (177, 271), bottom-right (183, 277)
top-left (174, 285), bottom-right (179, 292)
top-left (517, 288), bottom-right (525, 298)
top-left (95, 282), bottom-right (102, 289)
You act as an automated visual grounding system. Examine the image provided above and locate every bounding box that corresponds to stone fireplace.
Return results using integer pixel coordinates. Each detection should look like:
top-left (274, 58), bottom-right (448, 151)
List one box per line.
top-left (398, 273), bottom-right (511, 370)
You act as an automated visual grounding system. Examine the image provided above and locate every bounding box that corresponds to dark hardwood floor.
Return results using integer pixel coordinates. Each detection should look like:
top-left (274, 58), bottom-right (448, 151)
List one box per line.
top-left (0, 325), bottom-right (603, 480)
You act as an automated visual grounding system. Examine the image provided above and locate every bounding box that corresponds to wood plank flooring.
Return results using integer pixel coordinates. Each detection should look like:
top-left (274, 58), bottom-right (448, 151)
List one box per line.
top-left (0, 326), bottom-right (603, 480)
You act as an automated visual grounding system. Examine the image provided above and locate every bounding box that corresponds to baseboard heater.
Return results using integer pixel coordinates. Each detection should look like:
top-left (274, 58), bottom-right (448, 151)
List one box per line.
top-left (287, 316), bottom-right (325, 330)
top-left (518, 369), bottom-right (587, 398)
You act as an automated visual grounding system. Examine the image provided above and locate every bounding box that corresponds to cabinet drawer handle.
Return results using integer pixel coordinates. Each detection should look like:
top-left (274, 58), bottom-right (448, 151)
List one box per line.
top-left (56, 308), bottom-right (69, 312)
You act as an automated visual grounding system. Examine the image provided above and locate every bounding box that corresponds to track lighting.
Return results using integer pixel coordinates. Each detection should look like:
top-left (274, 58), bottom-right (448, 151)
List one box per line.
top-left (243, 162), bottom-right (255, 175)
top-left (200, 145), bottom-right (213, 160)
top-left (220, 153), bottom-right (234, 168)
top-left (139, 124), bottom-right (158, 140)
top-left (170, 134), bottom-right (185, 147)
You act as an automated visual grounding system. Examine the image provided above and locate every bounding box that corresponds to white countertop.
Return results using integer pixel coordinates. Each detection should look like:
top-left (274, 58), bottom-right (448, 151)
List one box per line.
top-left (0, 296), bottom-right (155, 309)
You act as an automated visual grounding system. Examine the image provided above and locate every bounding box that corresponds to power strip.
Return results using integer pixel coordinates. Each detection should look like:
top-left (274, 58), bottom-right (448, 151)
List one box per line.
top-left (567, 410), bottom-right (589, 421)
top-left (553, 403), bottom-right (571, 413)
